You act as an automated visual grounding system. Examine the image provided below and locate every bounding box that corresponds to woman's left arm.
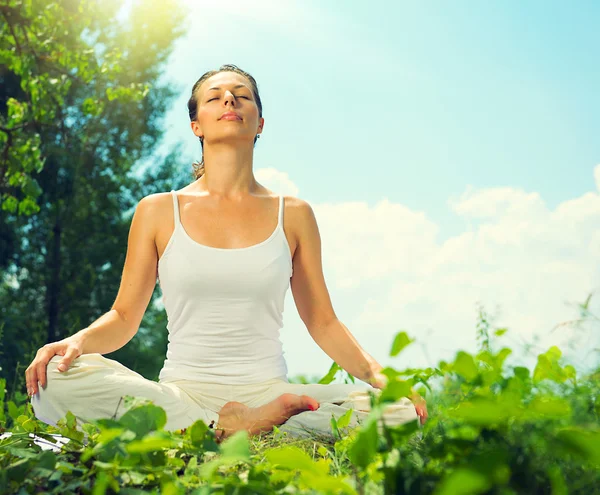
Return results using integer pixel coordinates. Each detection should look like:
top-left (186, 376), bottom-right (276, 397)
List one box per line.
top-left (288, 198), bottom-right (428, 424)
top-left (289, 199), bottom-right (383, 385)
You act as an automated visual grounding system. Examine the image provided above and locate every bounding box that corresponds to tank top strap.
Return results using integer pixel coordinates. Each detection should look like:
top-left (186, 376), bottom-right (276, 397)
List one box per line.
top-left (170, 190), bottom-right (181, 228)
top-left (278, 195), bottom-right (284, 228)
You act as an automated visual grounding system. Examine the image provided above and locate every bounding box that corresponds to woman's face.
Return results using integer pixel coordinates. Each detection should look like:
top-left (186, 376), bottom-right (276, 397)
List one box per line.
top-left (192, 72), bottom-right (263, 144)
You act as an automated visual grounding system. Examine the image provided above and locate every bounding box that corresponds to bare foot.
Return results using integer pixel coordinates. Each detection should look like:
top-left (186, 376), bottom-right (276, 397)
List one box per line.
top-left (214, 393), bottom-right (320, 442)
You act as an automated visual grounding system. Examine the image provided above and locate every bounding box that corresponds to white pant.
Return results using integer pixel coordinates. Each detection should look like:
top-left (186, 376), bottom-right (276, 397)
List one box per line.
top-left (31, 353), bottom-right (419, 440)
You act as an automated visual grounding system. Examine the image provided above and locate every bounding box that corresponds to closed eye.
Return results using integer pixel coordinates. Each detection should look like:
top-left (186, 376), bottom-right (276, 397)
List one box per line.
top-left (208, 96), bottom-right (250, 102)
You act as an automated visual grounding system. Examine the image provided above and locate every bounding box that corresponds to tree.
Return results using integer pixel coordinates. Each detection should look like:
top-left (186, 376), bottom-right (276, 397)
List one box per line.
top-left (0, 0), bottom-right (192, 395)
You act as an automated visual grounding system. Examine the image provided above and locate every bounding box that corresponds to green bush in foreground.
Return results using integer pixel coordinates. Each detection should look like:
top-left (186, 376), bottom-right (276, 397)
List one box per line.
top-left (1, 308), bottom-right (599, 494)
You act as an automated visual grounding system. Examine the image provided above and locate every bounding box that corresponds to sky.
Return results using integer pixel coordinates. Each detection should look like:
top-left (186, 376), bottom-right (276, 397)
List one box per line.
top-left (132, 0), bottom-right (599, 384)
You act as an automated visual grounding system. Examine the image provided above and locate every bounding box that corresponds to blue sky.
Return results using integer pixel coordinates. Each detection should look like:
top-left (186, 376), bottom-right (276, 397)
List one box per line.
top-left (134, 1), bottom-right (599, 383)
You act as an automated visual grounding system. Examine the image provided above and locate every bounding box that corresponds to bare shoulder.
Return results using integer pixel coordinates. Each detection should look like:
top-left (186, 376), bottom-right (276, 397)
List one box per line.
top-left (282, 196), bottom-right (319, 247)
top-left (138, 191), bottom-right (172, 213)
top-left (284, 196), bottom-right (316, 221)
top-left (134, 192), bottom-right (174, 234)
top-left (142, 191), bottom-right (173, 206)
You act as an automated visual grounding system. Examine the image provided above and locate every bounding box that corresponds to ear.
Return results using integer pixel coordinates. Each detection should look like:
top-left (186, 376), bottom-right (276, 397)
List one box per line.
top-left (190, 120), bottom-right (202, 138)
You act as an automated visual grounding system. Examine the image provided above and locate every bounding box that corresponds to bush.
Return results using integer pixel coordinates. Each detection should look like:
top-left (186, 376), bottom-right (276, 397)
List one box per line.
top-left (1, 306), bottom-right (599, 494)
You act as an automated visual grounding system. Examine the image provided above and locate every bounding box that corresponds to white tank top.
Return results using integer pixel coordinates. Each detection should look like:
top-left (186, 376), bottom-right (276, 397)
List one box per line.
top-left (157, 190), bottom-right (293, 385)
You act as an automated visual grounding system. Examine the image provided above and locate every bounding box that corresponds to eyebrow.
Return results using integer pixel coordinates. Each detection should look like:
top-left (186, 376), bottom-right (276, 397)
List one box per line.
top-left (207, 84), bottom-right (248, 92)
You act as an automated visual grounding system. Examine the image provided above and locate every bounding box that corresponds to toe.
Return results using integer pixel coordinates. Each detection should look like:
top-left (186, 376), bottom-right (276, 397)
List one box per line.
top-left (301, 395), bottom-right (319, 411)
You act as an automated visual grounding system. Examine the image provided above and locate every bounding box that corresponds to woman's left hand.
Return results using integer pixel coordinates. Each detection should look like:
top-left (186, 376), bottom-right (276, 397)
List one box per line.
top-left (410, 392), bottom-right (428, 425)
top-left (369, 372), bottom-right (428, 425)
top-left (368, 371), bottom-right (389, 389)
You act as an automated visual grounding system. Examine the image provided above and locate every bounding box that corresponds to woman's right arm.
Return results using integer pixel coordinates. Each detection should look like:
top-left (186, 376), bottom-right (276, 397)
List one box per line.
top-left (26, 194), bottom-right (162, 397)
top-left (75, 194), bottom-right (161, 354)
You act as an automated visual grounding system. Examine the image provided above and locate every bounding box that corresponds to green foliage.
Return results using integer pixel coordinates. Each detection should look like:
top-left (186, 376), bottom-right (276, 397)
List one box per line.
top-left (0, 0), bottom-right (186, 214)
top-left (318, 360), bottom-right (356, 385)
top-left (0, 0), bottom-right (190, 399)
top-left (2, 301), bottom-right (599, 493)
top-left (390, 330), bottom-right (415, 357)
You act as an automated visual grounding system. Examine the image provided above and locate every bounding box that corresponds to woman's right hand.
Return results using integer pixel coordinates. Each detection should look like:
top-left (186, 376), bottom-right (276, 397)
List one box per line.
top-left (25, 336), bottom-right (85, 398)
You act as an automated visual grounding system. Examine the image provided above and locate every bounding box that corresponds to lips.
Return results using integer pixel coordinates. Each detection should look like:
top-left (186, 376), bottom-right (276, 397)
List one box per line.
top-left (220, 111), bottom-right (241, 120)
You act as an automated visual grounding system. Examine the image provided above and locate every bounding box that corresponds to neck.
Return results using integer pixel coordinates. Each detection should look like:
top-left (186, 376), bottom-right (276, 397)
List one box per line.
top-left (199, 141), bottom-right (259, 200)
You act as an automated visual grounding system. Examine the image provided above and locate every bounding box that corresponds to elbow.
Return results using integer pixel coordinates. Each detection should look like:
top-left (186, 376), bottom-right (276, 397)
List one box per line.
top-left (307, 314), bottom-right (337, 336)
top-left (113, 307), bottom-right (139, 336)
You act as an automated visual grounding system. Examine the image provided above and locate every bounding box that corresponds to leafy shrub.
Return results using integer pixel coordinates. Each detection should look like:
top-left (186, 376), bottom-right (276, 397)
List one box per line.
top-left (1, 304), bottom-right (599, 494)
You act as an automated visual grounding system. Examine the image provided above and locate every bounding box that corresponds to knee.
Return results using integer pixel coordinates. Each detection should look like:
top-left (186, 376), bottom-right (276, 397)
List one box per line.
top-left (33, 355), bottom-right (71, 406)
top-left (44, 355), bottom-right (65, 388)
top-left (31, 359), bottom-right (75, 426)
top-left (30, 384), bottom-right (57, 426)
top-left (46, 354), bottom-right (62, 371)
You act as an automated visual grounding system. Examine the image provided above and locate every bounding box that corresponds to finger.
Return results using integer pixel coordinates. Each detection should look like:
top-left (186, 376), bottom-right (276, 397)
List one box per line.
top-left (37, 360), bottom-right (48, 390)
top-left (33, 364), bottom-right (45, 395)
top-left (57, 347), bottom-right (79, 372)
top-left (28, 367), bottom-right (38, 396)
top-left (25, 369), bottom-right (33, 396)
top-left (34, 349), bottom-right (55, 393)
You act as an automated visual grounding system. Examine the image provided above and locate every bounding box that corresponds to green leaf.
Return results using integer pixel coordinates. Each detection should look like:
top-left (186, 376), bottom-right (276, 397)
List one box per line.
top-left (347, 409), bottom-right (381, 469)
top-left (56, 411), bottom-right (85, 443)
top-left (219, 429), bottom-right (250, 460)
top-left (563, 364), bottom-right (577, 380)
top-left (448, 399), bottom-right (516, 426)
top-left (547, 465), bottom-right (568, 495)
top-left (16, 415), bottom-right (36, 432)
top-left (453, 351), bottom-right (478, 381)
top-left (533, 347), bottom-right (567, 384)
top-left (434, 468), bottom-right (490, 495)
top-left (554, 427), bottom-right (600, 464)
top-left (7, 401), bottom-right (19, 419)
top-left (379, 367), bottom-right (402, 381)
top-left (188, 419), bottom-right (210, 447)
top-left (318, 361), bottom-right (341, 384)
top-left (7, 458), bottom-right (32, 483)
top-left (265, 446), bottom-right (329, 477)
top-left (96, 427), bottom-right (127, 446)
top-left (390, 331), bottom-right (414, 357)
top-left (336, 408), bottom-right (353, 429)
top-left (195, 431), bottom-right (251, 479)
top-left (35, 450), bottom-right (57, 471)
top-left (300, 470), bottom-right (358, 495)
top-left (495, 347), bottom-right (512, 370)
top-left (330, 415), bottom-right (340, 439)
top-left (525, 397), bottom-right (571, 419)
top-left (118, 403), bottom-right (167, 438)
top-left (126, 433), bottom-right (178, 453)
top-left (379, 379), bottom-right (413, 404)
top-left (513, 366), bottom-right (530, 381)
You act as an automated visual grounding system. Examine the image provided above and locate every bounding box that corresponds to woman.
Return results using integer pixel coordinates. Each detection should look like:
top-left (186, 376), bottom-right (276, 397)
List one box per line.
top-left (26, 64), bottom-right (427, 442)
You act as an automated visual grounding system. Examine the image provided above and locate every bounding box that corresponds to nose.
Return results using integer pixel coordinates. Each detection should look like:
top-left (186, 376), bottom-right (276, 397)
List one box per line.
top-left (224, 91), bottom-right (236, 105)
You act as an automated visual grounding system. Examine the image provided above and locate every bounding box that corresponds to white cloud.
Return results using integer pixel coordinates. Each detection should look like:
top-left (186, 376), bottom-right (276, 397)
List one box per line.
top-left (315, 199), bottom-right (439, 289)
top-left (255, 167), bottom-right (299, 197)
top-left (267, 166), bottom-right (600, 380)
top-left (449, 187), bottom-right (547, 220)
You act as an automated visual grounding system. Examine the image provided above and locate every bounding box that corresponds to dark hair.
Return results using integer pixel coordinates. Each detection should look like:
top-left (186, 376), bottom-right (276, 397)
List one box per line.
top-left (187, 64), bottom-right (263, 180)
